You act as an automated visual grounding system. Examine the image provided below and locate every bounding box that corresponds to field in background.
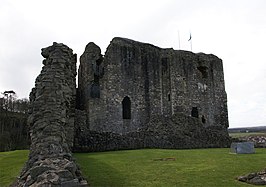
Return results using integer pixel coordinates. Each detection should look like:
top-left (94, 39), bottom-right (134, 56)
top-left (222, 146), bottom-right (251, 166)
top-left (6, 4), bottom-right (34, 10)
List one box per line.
top-left (228, 126), bottom-right (266, 139)
top-left (1, 149), bottom-right (266, 187)
top-left (229, 132), bottom-right (266, 138)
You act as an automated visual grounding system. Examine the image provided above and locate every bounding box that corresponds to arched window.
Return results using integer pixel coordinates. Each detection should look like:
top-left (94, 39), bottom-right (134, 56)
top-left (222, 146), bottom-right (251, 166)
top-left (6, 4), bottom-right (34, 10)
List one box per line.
top-left (202, 115), bottom-right (206, 123)
top-left (122, 96), bottom-right (131, 119)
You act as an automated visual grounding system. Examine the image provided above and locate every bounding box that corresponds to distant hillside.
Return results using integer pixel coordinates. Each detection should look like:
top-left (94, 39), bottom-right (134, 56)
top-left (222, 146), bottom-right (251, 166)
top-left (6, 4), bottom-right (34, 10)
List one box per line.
top-left (228, 126), bottom-right (266, 133)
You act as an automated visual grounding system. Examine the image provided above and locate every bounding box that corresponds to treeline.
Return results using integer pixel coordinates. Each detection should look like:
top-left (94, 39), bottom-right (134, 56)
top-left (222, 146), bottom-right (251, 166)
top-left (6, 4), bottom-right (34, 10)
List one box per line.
top-left (0, 91), bottom-right (29, 151)
top-left (0, 90), bottom-right (29, 113)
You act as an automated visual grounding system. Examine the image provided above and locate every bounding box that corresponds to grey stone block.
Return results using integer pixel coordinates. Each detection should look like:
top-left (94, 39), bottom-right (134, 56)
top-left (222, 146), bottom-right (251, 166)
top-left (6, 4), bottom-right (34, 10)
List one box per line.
top-left (230, 142), bottom-right (255, 154)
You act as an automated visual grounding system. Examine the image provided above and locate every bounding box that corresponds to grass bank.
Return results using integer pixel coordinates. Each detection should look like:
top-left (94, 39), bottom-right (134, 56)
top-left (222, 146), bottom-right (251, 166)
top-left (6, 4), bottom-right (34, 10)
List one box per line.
top-left (1, 148), bottom-right (266, 186)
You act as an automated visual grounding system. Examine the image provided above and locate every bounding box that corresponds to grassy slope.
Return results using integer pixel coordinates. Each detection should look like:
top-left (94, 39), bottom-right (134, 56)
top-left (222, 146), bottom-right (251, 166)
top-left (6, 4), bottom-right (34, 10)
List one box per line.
top-left (0, 150), bottom-right (28, 187)
top-left (1, 149), bottom-right (266, 186)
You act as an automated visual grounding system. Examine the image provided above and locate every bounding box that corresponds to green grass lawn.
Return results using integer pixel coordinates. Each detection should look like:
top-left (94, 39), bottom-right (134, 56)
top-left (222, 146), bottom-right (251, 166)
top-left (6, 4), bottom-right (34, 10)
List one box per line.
top-left (75, 148), bottom-right (266, 187)
top-left (1, 149), bottom-right (266, 187)
top-left (0, 150), bottom-right (28, 187)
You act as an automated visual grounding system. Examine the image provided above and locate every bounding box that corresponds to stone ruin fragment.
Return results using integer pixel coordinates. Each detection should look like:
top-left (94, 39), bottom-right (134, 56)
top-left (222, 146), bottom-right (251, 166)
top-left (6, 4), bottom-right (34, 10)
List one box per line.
top-left (14, 42), bottom-right (88, 186)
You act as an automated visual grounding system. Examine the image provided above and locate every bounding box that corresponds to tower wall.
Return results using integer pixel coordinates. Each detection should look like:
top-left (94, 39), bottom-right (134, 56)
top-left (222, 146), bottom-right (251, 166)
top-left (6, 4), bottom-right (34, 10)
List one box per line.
top-left (78, 38), bottom-right (229, 133)
top-left (75, 37), bottom-right (230, 152)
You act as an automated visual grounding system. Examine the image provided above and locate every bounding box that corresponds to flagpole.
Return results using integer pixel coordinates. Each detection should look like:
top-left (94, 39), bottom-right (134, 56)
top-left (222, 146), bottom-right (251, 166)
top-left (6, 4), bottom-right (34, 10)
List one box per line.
top-left (178, 30), bottom-right (181, 49)
top-left (190, 38), bottom-right (192, 51)
top-left (188, 32), bottom-right (192, 51)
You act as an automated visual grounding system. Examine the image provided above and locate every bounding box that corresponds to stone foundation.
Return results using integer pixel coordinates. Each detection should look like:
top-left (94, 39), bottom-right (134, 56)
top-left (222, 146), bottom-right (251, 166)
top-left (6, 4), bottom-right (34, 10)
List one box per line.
top-left (74, 111), bottom-right (230, 152)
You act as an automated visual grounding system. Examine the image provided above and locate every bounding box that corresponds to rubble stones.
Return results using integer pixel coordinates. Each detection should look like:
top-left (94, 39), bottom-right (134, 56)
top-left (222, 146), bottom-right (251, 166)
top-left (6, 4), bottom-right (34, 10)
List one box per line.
top-left (239, 135), bottom-right (266, 148)
top-left (238, 170), bottom-right (266, 185)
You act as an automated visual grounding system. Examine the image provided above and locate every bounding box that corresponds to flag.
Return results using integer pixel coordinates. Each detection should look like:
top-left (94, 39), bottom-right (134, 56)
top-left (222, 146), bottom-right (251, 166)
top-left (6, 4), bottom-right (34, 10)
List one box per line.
top-left (188, 33), bottom-right (192, 41)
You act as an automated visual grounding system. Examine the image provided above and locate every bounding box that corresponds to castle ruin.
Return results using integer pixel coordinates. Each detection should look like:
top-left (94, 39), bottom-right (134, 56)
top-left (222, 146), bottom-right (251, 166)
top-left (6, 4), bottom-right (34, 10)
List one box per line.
top-left (16, 37), bottom-right (230, 186)
top-left (74, 37), bottom-right (230, 151)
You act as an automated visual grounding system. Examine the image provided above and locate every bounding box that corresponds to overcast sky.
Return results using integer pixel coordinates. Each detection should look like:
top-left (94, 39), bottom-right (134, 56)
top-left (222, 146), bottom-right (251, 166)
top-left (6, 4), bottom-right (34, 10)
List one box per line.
top-left (1, 0), bottom-right (266, 128)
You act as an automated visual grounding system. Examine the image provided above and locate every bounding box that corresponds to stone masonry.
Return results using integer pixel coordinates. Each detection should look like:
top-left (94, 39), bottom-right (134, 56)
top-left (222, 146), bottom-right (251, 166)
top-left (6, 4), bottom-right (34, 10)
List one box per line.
top-left (14, 38), bottom-right (230, 186)
top-left (75, 37), bottom-right (230, 151)
top-left (15, 43), bottom-right (87, 186)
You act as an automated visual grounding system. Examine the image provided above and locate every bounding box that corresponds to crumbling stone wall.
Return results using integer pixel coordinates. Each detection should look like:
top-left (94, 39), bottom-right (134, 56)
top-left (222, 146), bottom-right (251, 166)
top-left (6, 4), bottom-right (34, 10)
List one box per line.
top-left (15, 43), bottom-right (87, 186)
top-left (78, 38), bottom-right (229, 134)
top-left (75, 37), bottom-right (230, 151)
top-left (11, 37), bottom-right (230, 185)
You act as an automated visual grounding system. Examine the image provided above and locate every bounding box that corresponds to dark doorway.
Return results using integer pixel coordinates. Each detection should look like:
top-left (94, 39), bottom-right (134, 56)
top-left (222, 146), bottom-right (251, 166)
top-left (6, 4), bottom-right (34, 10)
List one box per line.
top-left (191, 107), bottom-right (199, 118)
top-left (122, 96), bottom-right (131, 119)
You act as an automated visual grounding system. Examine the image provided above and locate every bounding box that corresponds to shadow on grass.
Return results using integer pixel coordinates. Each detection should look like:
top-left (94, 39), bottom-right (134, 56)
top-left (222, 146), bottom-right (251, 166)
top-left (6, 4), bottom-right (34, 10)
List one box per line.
top-left (76, 157), bottom-right (127, 187)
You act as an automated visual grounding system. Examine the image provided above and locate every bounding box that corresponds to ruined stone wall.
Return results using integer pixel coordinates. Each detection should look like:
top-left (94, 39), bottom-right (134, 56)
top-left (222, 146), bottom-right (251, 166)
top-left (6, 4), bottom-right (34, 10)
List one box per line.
top-left (78, 38), bottom-right (162, 133)
top-left (169, 51), bottom-right (228, 128)
top-left (15, 43), bottom-right (87, 186)
top-left (101, 38), bottom-right (162, 133)
top-left (78, 42), bottom-right (107, 131)
top-left (77, 37), bottom-right (229, 135)
top-left (13, 38), bottom-right (229, 185)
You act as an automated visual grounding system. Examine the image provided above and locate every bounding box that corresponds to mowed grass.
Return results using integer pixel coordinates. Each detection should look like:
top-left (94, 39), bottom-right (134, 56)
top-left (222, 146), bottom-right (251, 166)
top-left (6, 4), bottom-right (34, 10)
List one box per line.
top-left (0, 150), bottom-right (28, 187)
top-left (75, 148), bottom-right (266, 187)
top-left (1, 149), bottom-right (266, 187)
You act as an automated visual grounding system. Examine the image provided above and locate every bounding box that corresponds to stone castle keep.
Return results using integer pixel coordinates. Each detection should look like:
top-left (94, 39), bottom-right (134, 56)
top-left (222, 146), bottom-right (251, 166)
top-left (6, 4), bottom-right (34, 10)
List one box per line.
top-left (74, 37), bottom-right (230, 151)
top-left (77, 37), bottom-right (228, 134)
top-left (16, 38), bottom-right (230, 186)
